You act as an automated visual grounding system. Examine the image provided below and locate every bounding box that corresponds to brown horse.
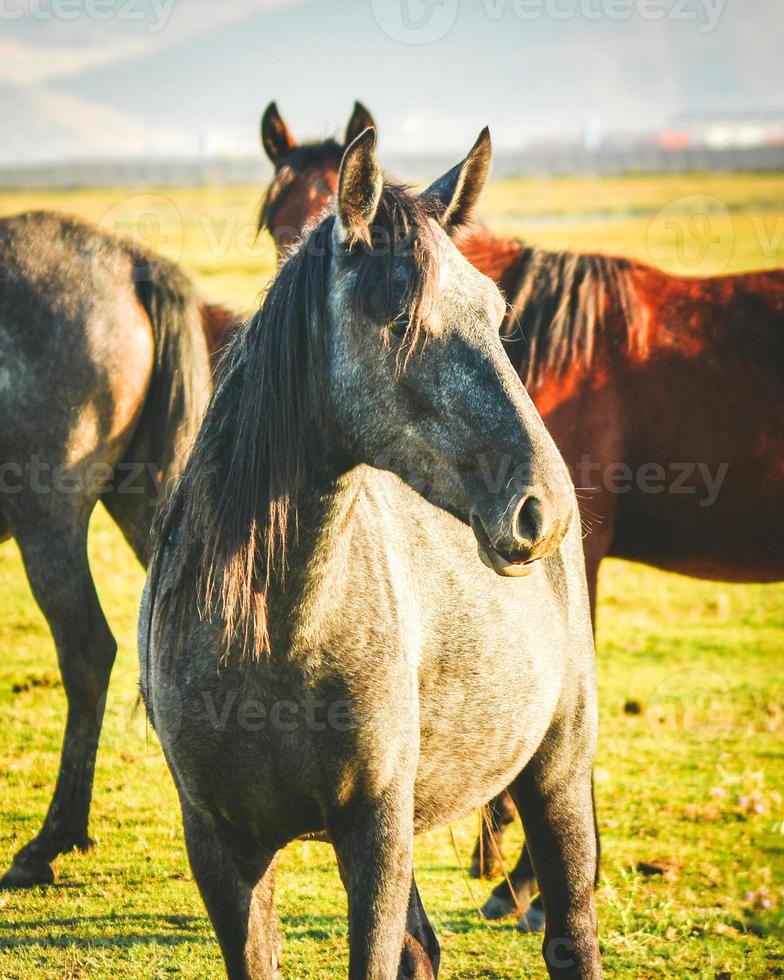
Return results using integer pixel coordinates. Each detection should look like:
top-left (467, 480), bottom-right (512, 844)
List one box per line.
top-left (0, 211), bottom-right (238, 889)
top-left (255, 103), bottom-right (784, 927)
top-left (258, 100), bottom-right (375, 256)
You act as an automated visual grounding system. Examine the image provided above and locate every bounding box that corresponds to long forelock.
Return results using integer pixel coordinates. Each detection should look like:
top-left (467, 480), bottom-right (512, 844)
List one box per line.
top-left (352, 182), bottom-right (440, 355)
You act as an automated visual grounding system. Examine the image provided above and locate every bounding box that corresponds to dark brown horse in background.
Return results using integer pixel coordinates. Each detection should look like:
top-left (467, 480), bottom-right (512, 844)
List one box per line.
top-left (256, 102), bottom-right (784, 927)
top-left (0, 211), bottom-right (238, 889)
top-left (258, 99), bottom-right (375, 255)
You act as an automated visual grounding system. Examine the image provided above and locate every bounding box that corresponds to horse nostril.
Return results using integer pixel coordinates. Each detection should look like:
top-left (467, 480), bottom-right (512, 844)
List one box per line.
top-left (514, 495), bottom-right (545, 548)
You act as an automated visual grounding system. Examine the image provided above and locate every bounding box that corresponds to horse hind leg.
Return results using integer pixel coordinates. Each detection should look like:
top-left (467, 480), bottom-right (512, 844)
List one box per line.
top-left (480, 838), bottom-right (540, 922)
top-left (0, 516), bottom-right (117, 888)
top-left (469, 790), bottom-right (517, 879)
top-left (181, 800), bottom-right (282, 979)
top-left (399, 878), bottom-right (440, 979)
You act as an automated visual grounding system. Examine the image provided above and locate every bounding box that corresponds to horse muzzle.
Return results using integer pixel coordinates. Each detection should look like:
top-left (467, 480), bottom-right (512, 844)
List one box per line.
top-left (469, 489), bottom-right (573, 577)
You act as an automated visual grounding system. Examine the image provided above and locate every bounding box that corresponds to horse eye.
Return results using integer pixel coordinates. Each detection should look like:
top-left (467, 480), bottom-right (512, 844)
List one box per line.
top-left (388, 315), bottom-right (409, 339)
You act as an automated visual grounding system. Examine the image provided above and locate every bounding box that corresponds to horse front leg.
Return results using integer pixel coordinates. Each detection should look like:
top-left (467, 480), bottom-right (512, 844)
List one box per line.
top-left (1, 517), bottom-right (117, 888)
top-left (509, 734), bottom-right (601, 978)
top-left (181, 799), bottom-right (282, 980)
top-left (331, 784), bottom-right (416, 980)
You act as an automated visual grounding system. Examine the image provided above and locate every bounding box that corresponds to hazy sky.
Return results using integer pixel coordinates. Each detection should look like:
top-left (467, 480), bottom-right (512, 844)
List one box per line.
top-left (0, 0), bottom-right (781, 163)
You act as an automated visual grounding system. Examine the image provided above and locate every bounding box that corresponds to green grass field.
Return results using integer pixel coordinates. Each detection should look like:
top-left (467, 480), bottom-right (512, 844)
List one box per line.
top-left (0, 175), bottom-right (782, 978)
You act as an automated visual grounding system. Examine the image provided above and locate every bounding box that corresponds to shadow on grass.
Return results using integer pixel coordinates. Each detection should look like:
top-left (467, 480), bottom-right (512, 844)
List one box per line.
top-left (280, 912), bottom-right (346, 942)
top-left (1, 911), bottom-right (354, 947)
top-left (0, 912), bottom-right (211, 950)
top-left (430, 909), bottom-right (519, 937)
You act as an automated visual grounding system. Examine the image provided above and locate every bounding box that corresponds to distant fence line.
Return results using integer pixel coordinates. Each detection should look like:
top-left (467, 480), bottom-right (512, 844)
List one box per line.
top-left (0, 146), bottom-right (783, 190)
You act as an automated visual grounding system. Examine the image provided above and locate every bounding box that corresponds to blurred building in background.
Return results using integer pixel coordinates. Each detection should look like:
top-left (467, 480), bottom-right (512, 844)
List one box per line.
top-left (2, 111), bottom-right (783, 189)
top-left (662, 111), bottom-right (784, 150)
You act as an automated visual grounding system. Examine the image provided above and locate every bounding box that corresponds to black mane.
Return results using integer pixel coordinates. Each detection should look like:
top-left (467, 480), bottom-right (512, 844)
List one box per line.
top-left (500, 245), bottom-right (639, 387)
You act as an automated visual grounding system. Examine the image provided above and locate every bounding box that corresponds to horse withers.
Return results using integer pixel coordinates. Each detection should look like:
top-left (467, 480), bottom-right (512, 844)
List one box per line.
top-left (141, 128), bottom-right (600, 978)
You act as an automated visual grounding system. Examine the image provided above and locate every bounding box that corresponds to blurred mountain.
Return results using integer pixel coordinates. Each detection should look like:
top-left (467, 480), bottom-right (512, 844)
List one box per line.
top-left (1, 0), bottom-right (782, 164)
top-left (0, 83), bottom-right (195, 164)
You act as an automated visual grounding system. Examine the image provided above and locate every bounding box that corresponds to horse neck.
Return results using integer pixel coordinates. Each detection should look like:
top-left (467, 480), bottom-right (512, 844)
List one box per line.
top-left (270, 463), bottom-right (367, 646)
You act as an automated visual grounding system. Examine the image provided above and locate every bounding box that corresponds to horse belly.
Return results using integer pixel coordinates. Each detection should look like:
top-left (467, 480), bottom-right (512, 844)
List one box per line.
top-left (614, 460), bottom-right (784, 583)
top-left (612, 349), bottom-right (784, 584)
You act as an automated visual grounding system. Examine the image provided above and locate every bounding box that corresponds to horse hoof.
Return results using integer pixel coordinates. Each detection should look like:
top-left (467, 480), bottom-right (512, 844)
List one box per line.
top-left (74, 834), bottom-right (95, 854)
top-left (516, 904), bottom-right (546, 933)
top-left (0, 858), bottom-right (55, 890)
top-left (480, 890), bottom-right (519, 920)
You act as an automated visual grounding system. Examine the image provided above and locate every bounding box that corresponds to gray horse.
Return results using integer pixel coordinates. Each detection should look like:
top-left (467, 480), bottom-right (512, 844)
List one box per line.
top-left (140, 128), bottom-right (601, 979)
top-left (0, 212), bottom-right (212, 887)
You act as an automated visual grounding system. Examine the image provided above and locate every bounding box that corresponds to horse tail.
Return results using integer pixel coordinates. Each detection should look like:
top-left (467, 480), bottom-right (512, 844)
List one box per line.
top-left (130, 250), bottom-right (212, 497)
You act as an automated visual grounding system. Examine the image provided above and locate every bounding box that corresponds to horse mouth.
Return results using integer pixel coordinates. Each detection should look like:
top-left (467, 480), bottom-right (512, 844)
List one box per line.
top-left (469, 514), bottom-right (539, 578)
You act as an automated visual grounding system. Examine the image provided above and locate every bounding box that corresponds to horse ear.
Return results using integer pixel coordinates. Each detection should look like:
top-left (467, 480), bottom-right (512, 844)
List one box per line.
top-left (344, 101), bottom-right (376, 147)
top-left (420, 127), bottom-right (492, 231)
top-left (260, 101), bottom-right (296, 164)
top-left (336, 127), bottom-right (382, 247)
